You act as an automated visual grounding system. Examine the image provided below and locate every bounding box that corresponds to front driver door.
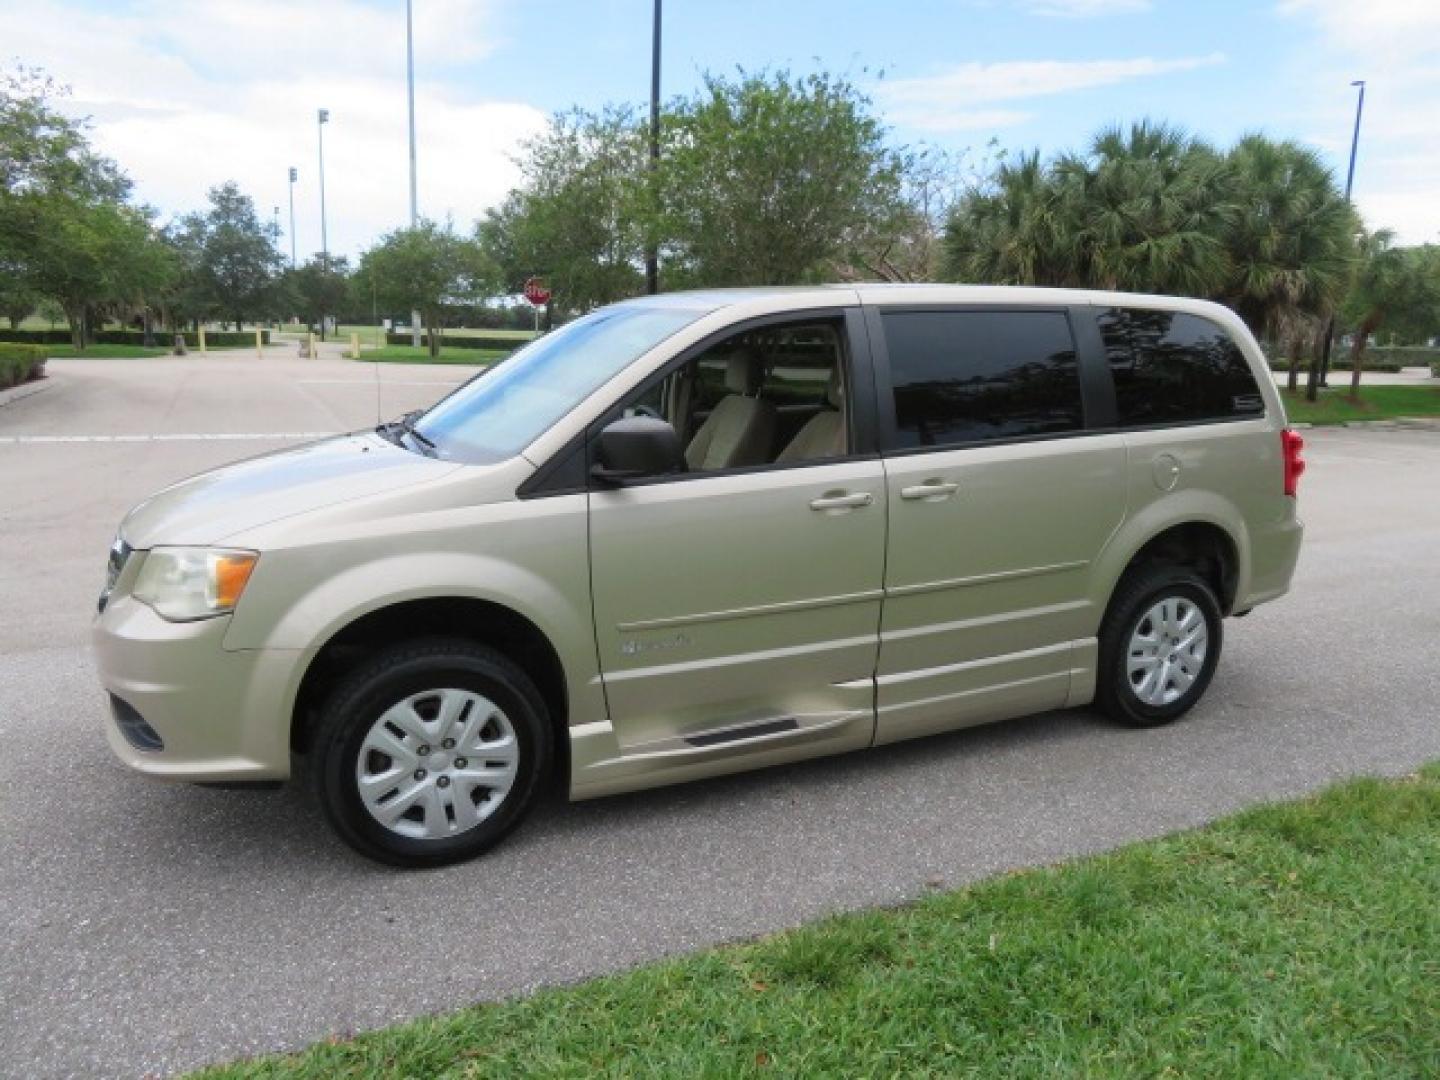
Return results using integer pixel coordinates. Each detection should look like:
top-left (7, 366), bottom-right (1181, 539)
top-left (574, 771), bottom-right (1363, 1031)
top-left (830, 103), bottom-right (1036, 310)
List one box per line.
top-left (578, 310), bottom-right (885, 795)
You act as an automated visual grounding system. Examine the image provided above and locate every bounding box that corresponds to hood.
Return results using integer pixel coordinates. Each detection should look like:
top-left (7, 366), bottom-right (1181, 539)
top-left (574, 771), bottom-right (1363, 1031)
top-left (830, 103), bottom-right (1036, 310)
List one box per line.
top-left (120, 432), bottom-right (463, 548)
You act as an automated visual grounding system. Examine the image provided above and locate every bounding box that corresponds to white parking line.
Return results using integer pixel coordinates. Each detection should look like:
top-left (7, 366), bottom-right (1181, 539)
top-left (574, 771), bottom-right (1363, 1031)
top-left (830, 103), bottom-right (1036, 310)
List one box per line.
top-left (297, 379), bottom-right (459, 386)
top-left (0, 432), bottom-right (338, 443)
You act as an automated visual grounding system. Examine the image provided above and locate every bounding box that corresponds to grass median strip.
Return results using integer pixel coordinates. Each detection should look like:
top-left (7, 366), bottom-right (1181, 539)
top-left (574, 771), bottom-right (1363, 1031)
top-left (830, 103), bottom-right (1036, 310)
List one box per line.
top-left (357, 346), bottom-right (509, 365)
top-left (1283, 385), bottom-right (1440, 425)
top-left (199, 763), bottom-right (1440, 1078)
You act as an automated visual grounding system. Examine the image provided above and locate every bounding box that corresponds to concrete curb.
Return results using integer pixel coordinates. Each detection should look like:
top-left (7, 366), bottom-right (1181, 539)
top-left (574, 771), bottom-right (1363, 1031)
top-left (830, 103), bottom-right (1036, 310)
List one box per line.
top-left (0, 378), bottom-right (51, 410)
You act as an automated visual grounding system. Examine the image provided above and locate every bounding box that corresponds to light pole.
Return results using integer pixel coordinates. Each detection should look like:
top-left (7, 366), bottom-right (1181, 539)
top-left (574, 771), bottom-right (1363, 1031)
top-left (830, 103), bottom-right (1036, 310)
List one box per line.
top-left (1343, 79), bottom-right (1366, 201)
top-left (317, 109), bottom-right (330, 270)
top-left (287, 167), bottom-right (297, 269)
top-left (644, 0), bottom-right (661, 295)
top-left (317, 108), bottom-right (330, 340)
top-left (1315, 80), bottom-right (1366, 393)
top-left (406, 0), bottom-right (421, 347)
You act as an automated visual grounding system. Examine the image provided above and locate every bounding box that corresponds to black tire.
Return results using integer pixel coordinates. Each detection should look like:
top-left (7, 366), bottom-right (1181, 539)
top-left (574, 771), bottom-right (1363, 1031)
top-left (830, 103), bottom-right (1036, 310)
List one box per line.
top-left (310, 638), bottom-right (552, 867)
top-left (1095, 565), bottom-right (1223, 728)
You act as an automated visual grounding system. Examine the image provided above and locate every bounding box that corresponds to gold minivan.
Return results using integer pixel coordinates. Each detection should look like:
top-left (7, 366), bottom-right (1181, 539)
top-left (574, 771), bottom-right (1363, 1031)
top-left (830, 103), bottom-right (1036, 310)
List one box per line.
top-left (94, 286), bottom-right (1305, 865)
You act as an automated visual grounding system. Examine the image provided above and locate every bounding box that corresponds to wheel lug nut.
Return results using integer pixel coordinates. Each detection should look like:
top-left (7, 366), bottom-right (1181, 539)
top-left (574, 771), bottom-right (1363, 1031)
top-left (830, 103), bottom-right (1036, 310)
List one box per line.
top-left (442, 738), bottom-right (455, 750)
top-left (414, 768), bottom-right (427, 781)
top-left (417, 744), bottom-right (431, 756)
top-left (454, 757), bottom-right (467, 769)
top-left (436, 776), bottom-right (450, 789)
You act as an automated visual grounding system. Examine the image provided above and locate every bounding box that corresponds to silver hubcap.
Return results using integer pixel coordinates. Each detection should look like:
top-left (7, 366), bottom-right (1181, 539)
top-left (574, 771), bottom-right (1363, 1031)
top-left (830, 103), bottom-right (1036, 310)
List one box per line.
top-left (1126, 596), bottom-right (1208, 707)
top-left (356, 689), bottom-right (519, 840)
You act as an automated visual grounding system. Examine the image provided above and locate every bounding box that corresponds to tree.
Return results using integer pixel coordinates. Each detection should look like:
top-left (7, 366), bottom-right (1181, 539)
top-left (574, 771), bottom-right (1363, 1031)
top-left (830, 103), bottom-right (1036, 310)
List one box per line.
top-left (944, 123), bottom-right (1234, 294)
top-left (1342, 234), bottom-right (1440, 400)
top-left (843, 142), bottom-right (989, 282)
top-left (1222, 136), bottom-right (1357, 395)
top-left (285, 255), bottom-right (352, 333)
top-left (943, 150), bottom-right (1080, 285)
top-left (478, 105), bottom-right (649, 315)
top-left (0, 64), bottom-right (148, 347)
top-left (360, 220), bottom-right (484, 357)
top-left (0, 276), bottom-right (38, 327)
top-left (192, 182), bottom-right (283, 330)
top-left (658, 71), bottom-right (905, 286)
top-left (941, 121), bottom-right (1368, 396)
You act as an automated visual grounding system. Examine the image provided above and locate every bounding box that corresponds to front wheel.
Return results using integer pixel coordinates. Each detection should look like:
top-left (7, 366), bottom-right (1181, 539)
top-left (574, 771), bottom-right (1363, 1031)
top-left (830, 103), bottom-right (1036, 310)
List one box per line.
top-left (310, 639), bottom-right (552, 867)
top-left (1095, 567), bottom-right (1223, 728)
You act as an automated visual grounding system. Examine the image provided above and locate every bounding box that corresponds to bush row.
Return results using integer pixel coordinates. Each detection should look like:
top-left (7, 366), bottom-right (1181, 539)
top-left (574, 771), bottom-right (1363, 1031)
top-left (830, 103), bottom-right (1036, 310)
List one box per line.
top-left (1266, 357), bottom-right (1404, 374)
top-left (384, 332), bottom-right (522, 351)
top-left (0, 344), bottom-right (47, 389)
top-left (1367, 345), bottom-right (1440, 366)
top-left (0, 328), bottom-right (270, 347)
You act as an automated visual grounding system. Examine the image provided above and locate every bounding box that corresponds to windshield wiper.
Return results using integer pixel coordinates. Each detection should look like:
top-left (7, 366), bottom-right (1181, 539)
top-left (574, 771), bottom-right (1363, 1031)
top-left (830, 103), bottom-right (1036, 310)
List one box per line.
top-left (377, 410), bottom-right (437, 456)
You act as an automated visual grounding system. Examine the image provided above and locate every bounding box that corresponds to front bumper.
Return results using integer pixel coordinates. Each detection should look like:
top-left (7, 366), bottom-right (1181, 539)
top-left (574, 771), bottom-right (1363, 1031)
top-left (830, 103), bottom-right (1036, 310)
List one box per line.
top-left (93, 595), bottom-right (304, 782)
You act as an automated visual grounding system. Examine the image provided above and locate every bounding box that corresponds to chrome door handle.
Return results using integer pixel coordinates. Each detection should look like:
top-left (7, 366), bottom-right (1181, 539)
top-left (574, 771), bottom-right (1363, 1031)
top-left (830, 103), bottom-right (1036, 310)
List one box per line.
top-left (900, 480), bottom-right (959, 501)
top-left (809, 491), bottom-right (874, 512)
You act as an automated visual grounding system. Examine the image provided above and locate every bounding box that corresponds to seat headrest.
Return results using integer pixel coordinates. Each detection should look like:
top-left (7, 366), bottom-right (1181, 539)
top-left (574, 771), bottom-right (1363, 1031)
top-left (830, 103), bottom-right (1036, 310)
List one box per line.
top-left (826, 365), bottom-right (844, 408)
top-left (724, 350), bottom-right (762, 395)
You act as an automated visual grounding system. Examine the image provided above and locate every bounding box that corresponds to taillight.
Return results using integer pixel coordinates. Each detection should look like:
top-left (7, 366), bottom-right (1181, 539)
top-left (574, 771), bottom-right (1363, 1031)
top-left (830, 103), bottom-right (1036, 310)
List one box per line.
top-left (1282, 428), bottom-right (1305, 497)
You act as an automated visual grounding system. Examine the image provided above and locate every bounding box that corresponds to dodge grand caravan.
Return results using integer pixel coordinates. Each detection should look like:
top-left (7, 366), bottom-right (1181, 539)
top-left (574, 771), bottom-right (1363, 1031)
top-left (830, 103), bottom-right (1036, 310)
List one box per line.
top-left (94, 286), bottom-right (1304, 866)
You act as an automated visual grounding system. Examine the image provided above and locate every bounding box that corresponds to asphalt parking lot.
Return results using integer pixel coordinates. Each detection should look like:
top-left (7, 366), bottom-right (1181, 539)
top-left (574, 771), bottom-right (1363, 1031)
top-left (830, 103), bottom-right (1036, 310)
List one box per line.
top-left (3, 353), bottom-right (1439, 1077)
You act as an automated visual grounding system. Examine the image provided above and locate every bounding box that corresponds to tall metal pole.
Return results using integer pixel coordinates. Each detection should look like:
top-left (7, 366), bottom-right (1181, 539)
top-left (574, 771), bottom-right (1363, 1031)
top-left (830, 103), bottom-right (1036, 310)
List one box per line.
top-left (317, 108), bottom-right (330, 340)
top-left (406, 0), bottom-right (422, 347)
top-left (1315, 80), bottom-right (1365, 394)
top-left (317, 109), bottom-right (330, 270)
top-left (287, 167), bottom-right (297, 269)
top-left (1343, 80), bottom-right (1366, 200)
top-left (643, 0), bottom-right (661, 295)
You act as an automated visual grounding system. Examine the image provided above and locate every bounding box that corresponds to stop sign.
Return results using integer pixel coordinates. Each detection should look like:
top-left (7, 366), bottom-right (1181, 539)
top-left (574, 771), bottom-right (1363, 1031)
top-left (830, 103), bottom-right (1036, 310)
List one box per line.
top-left (523, 277), bottom-right (552, 307)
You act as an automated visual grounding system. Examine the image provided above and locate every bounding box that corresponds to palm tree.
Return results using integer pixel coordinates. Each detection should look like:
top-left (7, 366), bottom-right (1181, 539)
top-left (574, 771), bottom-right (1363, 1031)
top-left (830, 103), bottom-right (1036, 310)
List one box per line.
top-left (1222, 135), bottom-right (1357, 392)
top-left (1060, 121), bottom-right (1233, 296)
top-left (941, 151), bottom-right (1081, 285)
top-left (1341, 232), bottom-right (1440, 401)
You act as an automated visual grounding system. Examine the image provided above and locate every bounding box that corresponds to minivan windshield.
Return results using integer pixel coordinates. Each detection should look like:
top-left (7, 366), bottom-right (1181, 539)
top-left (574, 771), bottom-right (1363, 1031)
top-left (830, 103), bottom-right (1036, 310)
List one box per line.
top-left (414, 305), bottom-right (707, 463)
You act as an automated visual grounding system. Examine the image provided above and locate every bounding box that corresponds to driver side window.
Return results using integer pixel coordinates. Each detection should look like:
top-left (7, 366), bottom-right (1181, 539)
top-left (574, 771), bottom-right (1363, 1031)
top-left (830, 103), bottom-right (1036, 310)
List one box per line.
top-left (616, 317), bottom-right (851, 476)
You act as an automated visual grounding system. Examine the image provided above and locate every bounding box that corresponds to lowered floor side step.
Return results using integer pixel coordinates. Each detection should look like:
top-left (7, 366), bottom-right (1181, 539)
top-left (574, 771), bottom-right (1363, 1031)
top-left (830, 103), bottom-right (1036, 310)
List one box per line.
top-left (684, 716), bottom-right (799, 748)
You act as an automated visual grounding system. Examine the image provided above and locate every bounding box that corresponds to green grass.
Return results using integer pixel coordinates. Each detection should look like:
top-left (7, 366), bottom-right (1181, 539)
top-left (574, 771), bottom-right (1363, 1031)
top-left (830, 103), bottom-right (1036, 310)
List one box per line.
top-left (330, 325), bottom-right (538, 346)
top-left (358, 345), bottom-right (509, 365)
top-left (198, 764), bottom-right (1440, 1078)
top-left (1283, 385), bottom-right (1440, 425)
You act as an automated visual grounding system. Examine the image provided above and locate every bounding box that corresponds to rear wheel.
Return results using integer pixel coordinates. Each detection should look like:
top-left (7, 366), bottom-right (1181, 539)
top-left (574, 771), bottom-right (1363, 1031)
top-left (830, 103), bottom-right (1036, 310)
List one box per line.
top-left (310, 638), bottom-right (551, 867)
top-left (1096, 566), bottom-right (1223, 728)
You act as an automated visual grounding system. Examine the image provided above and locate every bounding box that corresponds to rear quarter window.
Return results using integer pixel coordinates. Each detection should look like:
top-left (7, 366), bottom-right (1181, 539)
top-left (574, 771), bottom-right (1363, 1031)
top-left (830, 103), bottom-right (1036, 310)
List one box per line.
top-left (1098, 308), bottom-right (1264, 426)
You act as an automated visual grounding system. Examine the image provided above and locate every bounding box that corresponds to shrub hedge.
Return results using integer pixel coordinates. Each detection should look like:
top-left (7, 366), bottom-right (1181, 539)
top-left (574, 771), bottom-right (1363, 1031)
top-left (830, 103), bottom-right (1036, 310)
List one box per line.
top-left (384, 332), bottom-right (521, 351)
top-left (0, 344), bottom-right (47, 389)
top-left (1266, 357), bottom-right (1404, 374)
top-left (0, 328), bottom-right (269, 347)
top-left (1367, 345), bottom-right (1440, 367)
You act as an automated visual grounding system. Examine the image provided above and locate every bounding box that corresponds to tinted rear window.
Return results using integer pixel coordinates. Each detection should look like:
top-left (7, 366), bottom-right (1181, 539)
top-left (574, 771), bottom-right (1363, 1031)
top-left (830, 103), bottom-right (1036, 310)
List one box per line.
top-left (881, 310), bottom-right (1082, 449)
top-left (1098, 308), bottom-right (1264, 426)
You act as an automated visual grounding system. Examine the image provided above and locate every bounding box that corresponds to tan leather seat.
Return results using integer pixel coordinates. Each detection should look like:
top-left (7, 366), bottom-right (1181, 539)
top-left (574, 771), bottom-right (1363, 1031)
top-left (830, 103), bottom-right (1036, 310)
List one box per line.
top-left (685, 352), bottom-right (777, 470)
top-left (776, 366), bottom-right (846, 462)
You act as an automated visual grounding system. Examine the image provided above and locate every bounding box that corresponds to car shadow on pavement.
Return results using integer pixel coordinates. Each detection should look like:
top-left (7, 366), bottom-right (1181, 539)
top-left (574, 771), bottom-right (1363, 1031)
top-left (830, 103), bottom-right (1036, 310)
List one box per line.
top-left (90, 704), bottom-right (1134, 880)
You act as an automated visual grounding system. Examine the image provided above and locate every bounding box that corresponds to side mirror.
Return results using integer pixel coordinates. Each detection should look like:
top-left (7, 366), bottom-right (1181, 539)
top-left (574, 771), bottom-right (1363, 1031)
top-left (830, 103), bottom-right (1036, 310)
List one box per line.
top-left (591, 416), bottom-right (686, 486)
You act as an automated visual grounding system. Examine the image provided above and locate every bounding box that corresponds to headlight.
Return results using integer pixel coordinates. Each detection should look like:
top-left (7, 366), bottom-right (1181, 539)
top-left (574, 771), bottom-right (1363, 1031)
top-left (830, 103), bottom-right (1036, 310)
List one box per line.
top-left (131, 547), bottom-right (259, 622)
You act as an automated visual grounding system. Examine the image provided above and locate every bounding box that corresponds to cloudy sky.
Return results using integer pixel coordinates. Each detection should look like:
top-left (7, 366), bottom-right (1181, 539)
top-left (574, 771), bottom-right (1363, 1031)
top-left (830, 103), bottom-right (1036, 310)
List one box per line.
top-left (5, 0), bottom-right (1436, 260)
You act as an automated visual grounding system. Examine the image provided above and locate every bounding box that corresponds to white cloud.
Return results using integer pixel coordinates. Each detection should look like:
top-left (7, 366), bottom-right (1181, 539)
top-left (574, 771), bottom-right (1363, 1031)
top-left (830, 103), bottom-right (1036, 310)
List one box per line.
top-left (0, 0), bottom-right (546, 259)
top-left (1019, 0), bottom-right (1150, 16)
top-left (1278, 0), bottom-right (1440, 242)
top-left (879, 53), bottom-right (1225, 132)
